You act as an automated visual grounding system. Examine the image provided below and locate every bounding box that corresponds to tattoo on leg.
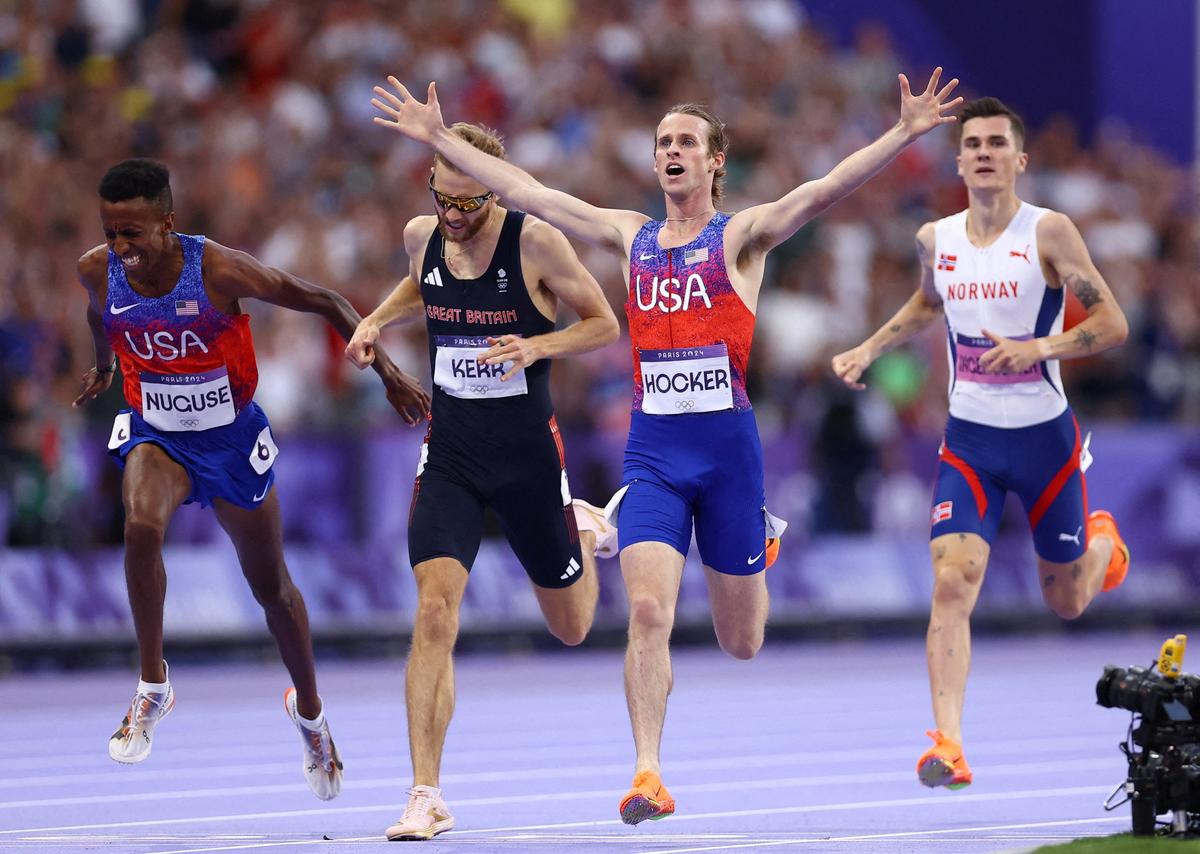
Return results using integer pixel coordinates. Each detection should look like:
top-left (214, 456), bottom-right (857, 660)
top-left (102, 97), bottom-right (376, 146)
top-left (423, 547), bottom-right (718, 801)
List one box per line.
top-left (931, 625), bottom-right (943, 633)
top-left (1043, 574), bottom-right (1056, 588)
top-left (1071, 562), bottom-right (1082, 581)
top-left (934, 546), bottom-right (946, 561)
top-left (890, 324), bottom-right (902, 333)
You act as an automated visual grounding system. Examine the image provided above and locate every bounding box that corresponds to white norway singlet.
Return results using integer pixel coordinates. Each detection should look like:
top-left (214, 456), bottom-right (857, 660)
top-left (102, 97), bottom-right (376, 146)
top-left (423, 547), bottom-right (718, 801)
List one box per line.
top-left (932, 202), bottom-right (1068, 429)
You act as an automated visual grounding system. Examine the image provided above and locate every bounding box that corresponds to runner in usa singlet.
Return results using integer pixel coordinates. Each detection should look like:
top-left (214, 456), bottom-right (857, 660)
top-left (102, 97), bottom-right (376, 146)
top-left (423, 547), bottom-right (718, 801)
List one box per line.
top-left (614, 213), bottom-right (782, 575)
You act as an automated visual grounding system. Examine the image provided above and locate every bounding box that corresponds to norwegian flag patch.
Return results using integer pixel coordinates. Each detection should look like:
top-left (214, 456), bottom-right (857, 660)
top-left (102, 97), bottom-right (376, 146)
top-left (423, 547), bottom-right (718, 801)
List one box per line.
top-left (931, 500), bottom-right (954, 524)
top-left (936, 253), bottom-right (957, 271)
top-left (175, 299), bottom-right (199, 316)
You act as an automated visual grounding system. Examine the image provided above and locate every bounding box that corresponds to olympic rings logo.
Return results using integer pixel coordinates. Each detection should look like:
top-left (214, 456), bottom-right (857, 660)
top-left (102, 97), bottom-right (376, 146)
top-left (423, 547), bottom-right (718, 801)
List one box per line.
top-left (469, 385), bottom-right (491, 394)
top-left (179, 418), bottom-right (200, 428)
top-left (675, 400), bottom-right (696, 411)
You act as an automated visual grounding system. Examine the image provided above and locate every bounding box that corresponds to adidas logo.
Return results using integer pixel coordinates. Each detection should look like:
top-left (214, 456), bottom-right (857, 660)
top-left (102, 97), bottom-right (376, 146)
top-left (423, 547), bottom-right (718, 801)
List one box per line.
top-left (560, 557), bottom-right (581, 581)
top-left (424, 268), bottom-right (444, 288)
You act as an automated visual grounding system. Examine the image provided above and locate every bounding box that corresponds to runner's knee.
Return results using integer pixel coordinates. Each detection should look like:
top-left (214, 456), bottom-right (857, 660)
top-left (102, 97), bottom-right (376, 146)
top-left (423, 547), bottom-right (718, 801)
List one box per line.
top-left (627, 593), bottom-right (675, 637)
top-left (714, 620), bottom-right (762, 660)
top-left (123, 516), bottom-right (167, 551)
top-left (414, 592), bottom-right (460, 646)
top-left (932, 560), bottom-right (984, 606)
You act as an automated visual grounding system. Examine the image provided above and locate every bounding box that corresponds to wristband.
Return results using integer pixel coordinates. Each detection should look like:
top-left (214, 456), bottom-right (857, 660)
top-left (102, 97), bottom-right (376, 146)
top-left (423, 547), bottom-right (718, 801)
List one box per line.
top-left (96, 355), bottom-right (118, 375)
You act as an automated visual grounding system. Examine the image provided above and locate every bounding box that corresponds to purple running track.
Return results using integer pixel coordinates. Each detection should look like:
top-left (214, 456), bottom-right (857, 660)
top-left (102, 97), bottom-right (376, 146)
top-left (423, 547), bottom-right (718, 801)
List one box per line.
top-left (1, 631), bottom-right (1175, 852)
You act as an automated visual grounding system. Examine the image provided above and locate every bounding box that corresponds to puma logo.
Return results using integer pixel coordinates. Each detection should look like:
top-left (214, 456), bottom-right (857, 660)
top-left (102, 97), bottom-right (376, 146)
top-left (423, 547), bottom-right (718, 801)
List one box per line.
top-left (1009, 244), bottom-right (1030, 263)
top-left (1058, 526), bottom-right (1082, 545)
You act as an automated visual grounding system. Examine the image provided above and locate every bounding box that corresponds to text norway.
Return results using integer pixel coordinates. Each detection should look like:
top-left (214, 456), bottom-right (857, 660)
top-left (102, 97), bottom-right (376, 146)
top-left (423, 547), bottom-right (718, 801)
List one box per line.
top-left (643, 368), bottom-right (730, 393)
top-left (145, 386), bottom-right (232, 412)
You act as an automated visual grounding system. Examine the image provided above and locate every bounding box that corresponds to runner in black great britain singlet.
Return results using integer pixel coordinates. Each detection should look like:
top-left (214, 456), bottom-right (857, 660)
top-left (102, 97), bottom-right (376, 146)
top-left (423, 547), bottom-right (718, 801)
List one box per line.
top-left (345, 123), bottom-right (619, 841)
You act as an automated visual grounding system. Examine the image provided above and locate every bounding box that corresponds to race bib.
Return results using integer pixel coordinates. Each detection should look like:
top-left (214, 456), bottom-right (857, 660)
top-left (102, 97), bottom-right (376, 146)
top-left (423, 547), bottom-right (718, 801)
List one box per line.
top-left (433, 335), bottom-right (528, 400)
top-left (640, 344), bottom-right (733, 415)
top-left (140, 368), bottom-right (236, 431)
top-left (954, 333), bottom-right (1041, 388)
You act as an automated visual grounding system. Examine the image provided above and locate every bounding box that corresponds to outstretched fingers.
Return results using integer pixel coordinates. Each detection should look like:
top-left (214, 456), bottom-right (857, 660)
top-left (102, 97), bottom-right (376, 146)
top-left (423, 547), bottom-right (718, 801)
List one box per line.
top-left (924, 66), bottom-right (943, 95)
top-left (386, 76), bottom-right (414, 102)
top-left (898, 72), bottom-right (912, 99)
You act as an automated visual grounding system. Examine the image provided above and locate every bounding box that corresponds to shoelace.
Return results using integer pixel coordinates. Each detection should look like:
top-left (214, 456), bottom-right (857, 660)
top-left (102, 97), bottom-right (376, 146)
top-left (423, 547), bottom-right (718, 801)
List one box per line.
top-left (403, 787), bottom-right (436, 822)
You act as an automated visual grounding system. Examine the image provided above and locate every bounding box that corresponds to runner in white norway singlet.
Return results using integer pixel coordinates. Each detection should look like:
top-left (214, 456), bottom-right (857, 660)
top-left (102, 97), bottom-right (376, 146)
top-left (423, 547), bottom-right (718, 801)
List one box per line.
top-left (933, 201), bottom-right (1067, 429)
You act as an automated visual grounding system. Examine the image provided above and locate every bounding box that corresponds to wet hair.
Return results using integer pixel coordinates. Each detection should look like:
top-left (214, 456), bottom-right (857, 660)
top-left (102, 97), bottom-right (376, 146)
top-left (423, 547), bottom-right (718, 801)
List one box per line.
top-left (959, 97), bottom-right (1026, 150)
top-left (662, 103), bottom-right (730, 205)
top-left (98, 158), bottom-right (174, 213)
top-left (434, 123), bottom-right (507, 173)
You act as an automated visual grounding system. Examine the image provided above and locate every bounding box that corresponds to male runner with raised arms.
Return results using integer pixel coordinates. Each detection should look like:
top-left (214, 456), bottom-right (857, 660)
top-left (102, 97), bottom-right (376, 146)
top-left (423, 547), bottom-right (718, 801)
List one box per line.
top-left (345, 123), bottom-right (619, 841)
top-left (74, 158), bottom-right (430, 799)
top-left (370, 69), bottom-right (960, 823)
top-left (831, 97), bottom-right (1130, 789)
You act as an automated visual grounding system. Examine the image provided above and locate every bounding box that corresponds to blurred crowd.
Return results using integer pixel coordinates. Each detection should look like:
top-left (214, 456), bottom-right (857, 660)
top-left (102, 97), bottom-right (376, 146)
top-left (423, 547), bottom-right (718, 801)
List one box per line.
top-left (1, 0), bottom-right (1196, 545)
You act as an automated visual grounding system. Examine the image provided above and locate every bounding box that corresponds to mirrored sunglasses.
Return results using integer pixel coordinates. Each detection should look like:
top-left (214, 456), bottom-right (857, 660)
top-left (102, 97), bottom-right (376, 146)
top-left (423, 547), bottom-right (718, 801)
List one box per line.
top-left (428, 176), bottom-right (494, 213)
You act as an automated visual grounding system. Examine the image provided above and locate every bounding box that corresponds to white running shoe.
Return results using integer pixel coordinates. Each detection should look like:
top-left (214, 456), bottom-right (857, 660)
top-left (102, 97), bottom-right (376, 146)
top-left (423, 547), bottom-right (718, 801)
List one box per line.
top-left (572, 498), bottom-right (618, 558)
top-left (108, 663), bottom-right (175, 764)
top-left (386, 785), bottom-right (455, 841)
top-left (284, 688), bottom-right (343, 801)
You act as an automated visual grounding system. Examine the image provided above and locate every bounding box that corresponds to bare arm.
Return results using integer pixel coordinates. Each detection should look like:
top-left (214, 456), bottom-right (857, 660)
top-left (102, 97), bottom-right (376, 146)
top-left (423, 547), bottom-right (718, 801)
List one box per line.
top-left (205, 241), bottom-right (430, 424)
top-left (832, 223), bottom-right (944, 390)
top-left (979, 212), bottom-right (1128, 373)
top-left (72, 248), bottom-right (118, 407)
top-left (371, 79), bottom-right (646, 255)
top-left (478, 219), bottom-right (619, 379)
top-left (732, 69), bottom-right (961, 257)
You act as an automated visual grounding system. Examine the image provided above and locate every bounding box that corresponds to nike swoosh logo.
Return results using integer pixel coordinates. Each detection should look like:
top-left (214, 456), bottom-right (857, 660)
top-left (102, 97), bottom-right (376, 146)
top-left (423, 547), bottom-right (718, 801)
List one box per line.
top-left (252, 485), bottom-right (269, 502)
top-left (639, 253), bottom-right (656, 260)
top-left (110, 303), bottom-right (140, 315)
top-left (747, 550), bottom-right (765, 565)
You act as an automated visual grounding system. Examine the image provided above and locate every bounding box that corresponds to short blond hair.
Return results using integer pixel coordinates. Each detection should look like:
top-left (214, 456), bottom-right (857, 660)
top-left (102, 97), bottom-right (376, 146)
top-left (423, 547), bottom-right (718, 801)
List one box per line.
top-left (434, 122), bottom-right (506, 173)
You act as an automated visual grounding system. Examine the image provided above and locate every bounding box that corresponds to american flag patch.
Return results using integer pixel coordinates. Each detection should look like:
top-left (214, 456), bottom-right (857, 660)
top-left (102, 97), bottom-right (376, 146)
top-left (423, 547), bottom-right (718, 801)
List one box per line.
top-left (175, 299), bottom-right (199, 316)
top-left (931, 500), bottom-right (953, 524)
top-left (936, 253), bottom-right (957, 271)
top-left (683, 246), bottom-right (708, 265)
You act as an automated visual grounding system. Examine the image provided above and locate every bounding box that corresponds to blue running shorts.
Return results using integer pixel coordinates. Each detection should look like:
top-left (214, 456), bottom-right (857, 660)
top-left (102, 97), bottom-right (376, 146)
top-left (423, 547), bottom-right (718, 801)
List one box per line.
top-left (930, 408), bottom-right (1087, 563)
top-left (107, 402), bottom-right (278, 510)
top-left (615, 409), bottom-right (769, 575)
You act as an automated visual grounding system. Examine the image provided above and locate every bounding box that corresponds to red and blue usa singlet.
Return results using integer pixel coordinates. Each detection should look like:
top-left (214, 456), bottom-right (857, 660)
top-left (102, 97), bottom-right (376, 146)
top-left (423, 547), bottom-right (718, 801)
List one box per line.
top-left (626, 213), bottom-right (755, 413)
top-left (613, 212), bottom-right (784, 576)
top-left (104, 233), bottom-right (258, 432)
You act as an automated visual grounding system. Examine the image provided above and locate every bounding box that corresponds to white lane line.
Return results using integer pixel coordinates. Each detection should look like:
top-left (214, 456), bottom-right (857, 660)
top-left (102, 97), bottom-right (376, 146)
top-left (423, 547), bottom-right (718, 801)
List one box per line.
top-left (2, 784), bottom-right (1110, 838)
top-left (0, 757), bottom-right (1118, 810)
top-left (635, 815), bottom-right (1129, 853)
